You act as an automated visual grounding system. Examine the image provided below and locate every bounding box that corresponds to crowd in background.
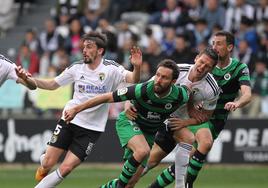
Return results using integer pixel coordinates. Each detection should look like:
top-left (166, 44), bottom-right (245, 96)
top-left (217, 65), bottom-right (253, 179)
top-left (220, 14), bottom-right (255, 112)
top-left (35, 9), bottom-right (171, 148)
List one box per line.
top-left (2, 0), bottom-right (268, 118)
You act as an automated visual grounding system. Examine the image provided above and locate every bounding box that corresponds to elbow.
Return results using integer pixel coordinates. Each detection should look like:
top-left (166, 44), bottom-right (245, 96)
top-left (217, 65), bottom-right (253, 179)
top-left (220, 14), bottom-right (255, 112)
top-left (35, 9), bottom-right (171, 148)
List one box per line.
top-left (29, 85), bottom-right (37, 90)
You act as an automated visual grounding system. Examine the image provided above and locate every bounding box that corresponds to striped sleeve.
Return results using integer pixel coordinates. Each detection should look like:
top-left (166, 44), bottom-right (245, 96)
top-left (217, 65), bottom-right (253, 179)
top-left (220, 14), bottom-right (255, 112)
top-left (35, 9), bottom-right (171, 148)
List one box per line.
top-left (112, 84), bottom-right (137, 102)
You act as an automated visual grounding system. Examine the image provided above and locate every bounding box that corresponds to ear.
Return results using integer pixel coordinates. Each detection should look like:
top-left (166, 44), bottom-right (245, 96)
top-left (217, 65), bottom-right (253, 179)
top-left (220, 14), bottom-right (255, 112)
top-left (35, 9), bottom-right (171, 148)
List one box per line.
top-left (227, 44), bottom-right (234, 52)
top-left (98, 48), bottom-right (104, 55)
top-left (194, 55), bottom-right (199, 63)
top-left (171, 79), bottom-right (177, 84)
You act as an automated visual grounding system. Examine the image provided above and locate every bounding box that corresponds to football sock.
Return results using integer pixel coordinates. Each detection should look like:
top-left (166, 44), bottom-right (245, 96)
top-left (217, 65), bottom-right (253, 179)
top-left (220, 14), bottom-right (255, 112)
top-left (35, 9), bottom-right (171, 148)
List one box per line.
top-left (186, 149), bottom-right (207, 185)
top-left (34, 168), bottom-right (64, 188)
top-left (100, 179), bottom-right (118, 188)
top-left (175, 143), bottom-right (192, 188)
top-left (118, 156), bottom-right (140, 186)
top-left (149, 164), bottom-right (175, 187)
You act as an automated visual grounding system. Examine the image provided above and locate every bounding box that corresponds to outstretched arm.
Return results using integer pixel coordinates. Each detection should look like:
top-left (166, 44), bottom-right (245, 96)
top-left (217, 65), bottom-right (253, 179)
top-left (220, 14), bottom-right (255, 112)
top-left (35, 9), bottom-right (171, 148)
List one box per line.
top-left (15, 66), bottom-right (37, 90)
top-left (125, 46), bottom-right (142, 83)
top-left (64, 92), bottom-right (114, 122)
top-left (224, 85), bottom-right (251, 111)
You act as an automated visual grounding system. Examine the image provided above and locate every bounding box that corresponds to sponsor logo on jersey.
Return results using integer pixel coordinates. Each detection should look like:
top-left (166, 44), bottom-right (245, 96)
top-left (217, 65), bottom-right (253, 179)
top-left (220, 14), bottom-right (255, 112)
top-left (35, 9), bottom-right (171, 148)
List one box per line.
top-left (117, 88), bottom-right (128, 96)
top-left (85, 142), bottom-right (94, 155)
top-left (99, 72), bottom-right (105, 81)
top-left (165, 103), bottom-right (172, 110)
top-left (224, 73), bottom-right (231, 80)
top-left (147, 111), bottom-right (161, 120)
top-left (78, 84), bottom-right (107, 93)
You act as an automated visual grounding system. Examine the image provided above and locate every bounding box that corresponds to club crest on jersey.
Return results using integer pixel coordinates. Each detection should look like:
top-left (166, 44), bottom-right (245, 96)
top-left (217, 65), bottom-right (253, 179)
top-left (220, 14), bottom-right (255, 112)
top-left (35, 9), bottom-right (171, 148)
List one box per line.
top-left (224, 73), bottom-right (231, 80)
top-left (50, 135), bottom-right (58, 144)
top-left (99, 72), bottom-right (105, 81)
top-left (117, 88), bottom-right (128, 96)
top-left (165, 103), bottom-right (172, 109)
top-left (133, 126), bottom-right (140, 132)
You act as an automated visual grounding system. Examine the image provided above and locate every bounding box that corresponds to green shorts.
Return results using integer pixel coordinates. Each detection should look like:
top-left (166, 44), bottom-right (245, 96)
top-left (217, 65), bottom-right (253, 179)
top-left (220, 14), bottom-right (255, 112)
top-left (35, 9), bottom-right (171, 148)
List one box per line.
top-left (188, 121), bottom-right (219, 148)
top-left (115, 112), bottom-right (155, 166)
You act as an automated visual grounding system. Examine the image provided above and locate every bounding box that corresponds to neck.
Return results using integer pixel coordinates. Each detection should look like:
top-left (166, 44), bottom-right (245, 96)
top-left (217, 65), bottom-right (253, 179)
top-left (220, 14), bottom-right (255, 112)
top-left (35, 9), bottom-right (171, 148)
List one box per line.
top-left (188, 68), bottom-right (201, 82)
top-left (87, 57), bottom-right (102, 70)
top-left (217, 55), bottom-right (230, 68)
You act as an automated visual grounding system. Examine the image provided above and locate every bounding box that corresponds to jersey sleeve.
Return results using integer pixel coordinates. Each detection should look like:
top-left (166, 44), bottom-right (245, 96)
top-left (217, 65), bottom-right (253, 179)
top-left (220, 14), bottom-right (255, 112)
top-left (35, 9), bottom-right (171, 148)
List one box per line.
top-left (179, 85), bottom-right (190, 105)
top-left (112, 84), bottom-right (137, 102)
top-left (238, 65), bottom-right (251, 87)
top-left (6, 63), bottom-right (18, 81)
top-left (54, 66), bottom-right (75, 86)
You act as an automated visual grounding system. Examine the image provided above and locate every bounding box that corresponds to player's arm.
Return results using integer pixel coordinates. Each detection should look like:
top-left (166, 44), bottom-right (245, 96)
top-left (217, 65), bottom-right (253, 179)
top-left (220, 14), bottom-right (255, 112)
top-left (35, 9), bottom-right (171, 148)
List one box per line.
top-left (34, 78), bottom-right (60, 90)
top-left (64, 92), bottom-right (115, 122)
top-left (15, 66), bottom-right (37, 90)
top-left (125, 46), bottom-right (142, 83)
top-left (224, 85), bottom-right (251, 111)
top-left (224, 66), bottom-right (252, 111)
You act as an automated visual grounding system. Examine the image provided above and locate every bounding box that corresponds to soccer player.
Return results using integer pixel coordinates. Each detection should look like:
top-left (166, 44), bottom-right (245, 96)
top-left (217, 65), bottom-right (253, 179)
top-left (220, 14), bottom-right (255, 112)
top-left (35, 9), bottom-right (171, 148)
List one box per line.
top-left (125, 47), bottom-right (220, 188)
top-left (64, 59), bottom-right (191, 188)
top-left (142, 31), bottom-right (252, 188)
top-left (0, 54), bottom-right (36, 89)
top-left (33, 31), bottom-right (142, 188)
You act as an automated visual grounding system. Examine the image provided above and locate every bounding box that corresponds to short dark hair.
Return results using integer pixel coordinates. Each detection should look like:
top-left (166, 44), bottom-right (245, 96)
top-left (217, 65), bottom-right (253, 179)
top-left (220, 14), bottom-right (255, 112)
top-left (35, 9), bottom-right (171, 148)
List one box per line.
top-left (82, 31), bottom-right (107, 55)
top-left (214, 31), bottom-right (235, 46)
top-left (157, 59), bottom-right (179, 80)
top-left (199, 46), bottom-right (219, 66)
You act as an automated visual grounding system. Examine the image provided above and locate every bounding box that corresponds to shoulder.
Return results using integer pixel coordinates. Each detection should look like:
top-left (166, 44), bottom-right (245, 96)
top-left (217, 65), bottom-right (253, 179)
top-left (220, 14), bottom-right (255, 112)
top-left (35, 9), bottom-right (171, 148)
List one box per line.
top-left (103, 59), bottom-right (121, 67)
top-left (66, 60), bottom-right (84, 69)
top-left (205, 73), bottom-right (221, 97)
top-left (177, 64), bottom-right (192, 71)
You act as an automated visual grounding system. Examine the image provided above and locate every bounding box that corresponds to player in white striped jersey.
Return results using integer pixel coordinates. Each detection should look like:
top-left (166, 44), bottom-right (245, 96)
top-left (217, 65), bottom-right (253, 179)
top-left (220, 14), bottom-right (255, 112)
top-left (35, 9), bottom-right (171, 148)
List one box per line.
top-left (33, 31), bottom-right (142, 188)
top-left (0, 54), bottom-right (36, 89)
top-left (125, 47), bottom-right (220, 188)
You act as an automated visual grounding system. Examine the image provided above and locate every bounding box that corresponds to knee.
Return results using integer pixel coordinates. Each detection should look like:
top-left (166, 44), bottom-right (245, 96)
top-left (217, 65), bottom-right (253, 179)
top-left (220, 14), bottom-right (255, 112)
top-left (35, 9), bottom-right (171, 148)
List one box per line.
top-left (42, 155), bottom-right (56, 169)
top-left (134, 146), bottom-right (150, 160)
top-left (173, 131), bottom-right (195, 145)
top-left (198, 138), bottom-right (213, 152)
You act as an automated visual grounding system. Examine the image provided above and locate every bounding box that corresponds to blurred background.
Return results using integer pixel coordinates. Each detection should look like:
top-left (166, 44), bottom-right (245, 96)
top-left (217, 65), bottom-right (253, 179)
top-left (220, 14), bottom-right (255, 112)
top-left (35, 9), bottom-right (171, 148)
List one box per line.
top-left (0, 0), bottom-right (267, 187)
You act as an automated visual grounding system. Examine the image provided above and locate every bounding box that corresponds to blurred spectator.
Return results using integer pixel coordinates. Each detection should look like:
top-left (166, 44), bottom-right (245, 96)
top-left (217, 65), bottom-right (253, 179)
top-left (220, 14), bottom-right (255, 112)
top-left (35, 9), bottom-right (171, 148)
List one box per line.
top-left (22, 28), bottom-right (39, 52)
top-left (51, 47), bottom-right (70, 75)
top-left (236, 16), bottom-right (259, 53)
top-left (254, 0), bottom-right (268, 23)
top-left (233, 39), bottom-right (256, 74)
top-left (55, 0), bottom-right (84, 18)
top-left (143, 38), bottom-right (167, 77)
top-left (16, 44), bottom-right (39, 75)
top-left (201, 0), bottom-right (226, 32)
top-left (0, 0), bottom-right (17, 36)
top-left (170, 34), bottom-right (196, 64)
top-left (224, 0), bottom-right (254, 33)
top-left (183, 0), bottom-right (202, 24)
top-left (192, 18), bottom-right (210, 47)
top-left (85, 0), bottom-right (110, 19)
top-left (150, 0), bottom-right (188, 28)
top-left (80, 9), bottom-right (100, 32)
top-left (38, 18), bottom-right (65, 55)
top-left (55, 12), bottom-right (70, 38)
top-left (64, 18), bottom-right (84, 62)
top-left (247, 58), bottom-right (268, 117)
top-left (161, 27), bottom-right (176, 56)
top-left (116, 21), bottom-right (133, 49)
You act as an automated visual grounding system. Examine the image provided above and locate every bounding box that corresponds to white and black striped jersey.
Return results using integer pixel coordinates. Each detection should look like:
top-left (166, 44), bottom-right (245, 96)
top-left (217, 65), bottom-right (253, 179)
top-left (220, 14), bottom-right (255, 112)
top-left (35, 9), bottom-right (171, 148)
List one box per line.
top-left (0, 54), bottom-right (18, 86)
top-left (55, 59), bottom-right (129, 132)
top-left (173, 64), bottom-right (220, 119)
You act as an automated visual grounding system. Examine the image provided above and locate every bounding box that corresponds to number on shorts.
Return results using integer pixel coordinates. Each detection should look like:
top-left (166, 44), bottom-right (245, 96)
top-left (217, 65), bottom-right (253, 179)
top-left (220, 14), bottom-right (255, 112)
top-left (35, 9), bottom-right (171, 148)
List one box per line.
top-left (53, 124), bottom-right (62, 135)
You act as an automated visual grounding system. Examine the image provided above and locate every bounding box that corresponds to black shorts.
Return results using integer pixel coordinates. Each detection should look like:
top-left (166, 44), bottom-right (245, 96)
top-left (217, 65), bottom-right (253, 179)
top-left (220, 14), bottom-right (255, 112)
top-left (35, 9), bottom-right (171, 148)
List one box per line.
top-left (48, 119), bottom-right (101, 161)
top-left (154, 126), bottom-right (176, 154)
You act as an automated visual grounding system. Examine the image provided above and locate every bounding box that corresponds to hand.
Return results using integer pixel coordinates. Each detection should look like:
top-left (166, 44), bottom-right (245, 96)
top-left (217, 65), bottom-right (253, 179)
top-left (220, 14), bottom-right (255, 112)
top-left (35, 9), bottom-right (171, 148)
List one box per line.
top-left (129, 46), bottom-right (142, 67)
top-left (168, 117), bottom-right (187, 131)
top-left (224, 102), bottom-right (239, 111)
top-left (15, 66), bottom-right (31, 80)
top-left (125, 105), bottom-right (137, 120)
top-left (64, 108), bottom-right (78, 124)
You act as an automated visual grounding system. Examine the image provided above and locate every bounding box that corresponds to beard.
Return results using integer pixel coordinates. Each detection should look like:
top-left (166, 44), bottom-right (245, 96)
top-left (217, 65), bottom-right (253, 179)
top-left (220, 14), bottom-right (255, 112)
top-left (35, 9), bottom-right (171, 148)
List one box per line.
top-left (154, 84), bottom-right (170, 95)
top-left (84, 58), bottom-right (93, 64)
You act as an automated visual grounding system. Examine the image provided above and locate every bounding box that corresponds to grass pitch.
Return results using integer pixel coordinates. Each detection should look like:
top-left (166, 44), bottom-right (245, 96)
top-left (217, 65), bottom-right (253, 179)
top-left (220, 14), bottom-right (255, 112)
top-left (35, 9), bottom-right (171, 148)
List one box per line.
top-left (0, 164), bottom-right (267, 188)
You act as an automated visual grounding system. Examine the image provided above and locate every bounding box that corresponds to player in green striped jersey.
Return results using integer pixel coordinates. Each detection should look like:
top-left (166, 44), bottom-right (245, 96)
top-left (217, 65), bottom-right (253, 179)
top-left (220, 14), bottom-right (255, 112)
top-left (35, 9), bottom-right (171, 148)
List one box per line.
top-left (185, 31), bottom-right (252, 188)
top-left (136, 31), bottom-right (252, 188)
top-left (64, 59), bottom-right (191, 188)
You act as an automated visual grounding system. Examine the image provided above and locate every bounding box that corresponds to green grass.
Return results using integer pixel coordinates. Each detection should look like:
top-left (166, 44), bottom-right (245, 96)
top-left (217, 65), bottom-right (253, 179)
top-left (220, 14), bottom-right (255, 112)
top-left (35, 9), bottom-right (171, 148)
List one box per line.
top-left (0, 164), bottom-right (267, 188)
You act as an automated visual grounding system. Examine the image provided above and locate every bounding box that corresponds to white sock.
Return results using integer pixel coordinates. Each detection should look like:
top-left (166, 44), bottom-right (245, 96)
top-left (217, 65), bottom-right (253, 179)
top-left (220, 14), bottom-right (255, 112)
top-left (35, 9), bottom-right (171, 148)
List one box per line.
top-left (175, 142), bottom-right (192, 188)
top-left (35, 169), bottom-right (64, 188)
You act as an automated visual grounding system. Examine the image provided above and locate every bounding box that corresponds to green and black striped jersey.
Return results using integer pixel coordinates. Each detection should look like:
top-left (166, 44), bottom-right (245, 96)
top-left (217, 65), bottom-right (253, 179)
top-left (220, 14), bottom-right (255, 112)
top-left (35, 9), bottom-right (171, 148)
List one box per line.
top-left (211, 58), bottom-right (251, 133)
top-left (112, 80), bottom-right (190, 133)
